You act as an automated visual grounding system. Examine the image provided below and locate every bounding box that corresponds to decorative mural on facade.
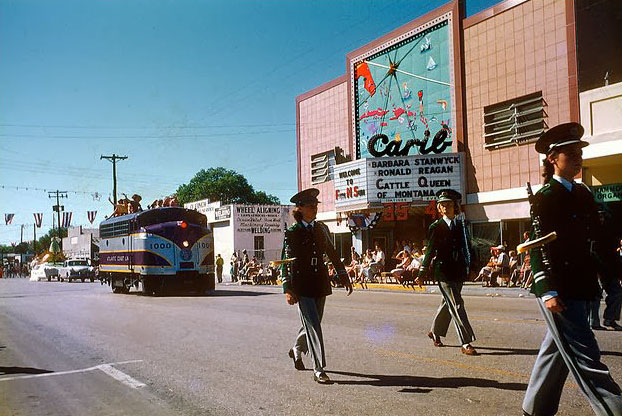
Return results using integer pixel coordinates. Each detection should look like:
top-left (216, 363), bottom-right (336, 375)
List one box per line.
top-left (352, 15), bottom-right (455, 158)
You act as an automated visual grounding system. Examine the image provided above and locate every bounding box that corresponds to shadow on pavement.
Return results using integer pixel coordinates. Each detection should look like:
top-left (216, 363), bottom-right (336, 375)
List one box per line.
top-left (474, 346), bottom-right (622, 358)
top-left (121, 288), bottom-right (276, 298)
top-left (474, 346), bottom-right (539, 356)
top-left (327, 370), bottom-right (527, 392)
top-left (0, 366), bottom-right (53, 376)
top-left (209, 289), bottom-right (277, 297)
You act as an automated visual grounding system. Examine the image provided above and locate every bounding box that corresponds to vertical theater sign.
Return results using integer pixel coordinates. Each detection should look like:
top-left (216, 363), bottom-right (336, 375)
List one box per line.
top-left (338, 8), bottom-right (465, 215)
top-left (350, 12), bottom-right (459, 159)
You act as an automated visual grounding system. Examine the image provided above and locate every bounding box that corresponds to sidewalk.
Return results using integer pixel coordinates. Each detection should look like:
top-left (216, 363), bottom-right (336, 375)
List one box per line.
top-left (353, 281), bottom-right (533, 298)
top-left (223, 279), bottom-right (533, 298)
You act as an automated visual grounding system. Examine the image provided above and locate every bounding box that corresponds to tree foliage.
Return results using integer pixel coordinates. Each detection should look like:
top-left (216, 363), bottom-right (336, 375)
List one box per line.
top-left (176, 168), bottom-right (280, 205)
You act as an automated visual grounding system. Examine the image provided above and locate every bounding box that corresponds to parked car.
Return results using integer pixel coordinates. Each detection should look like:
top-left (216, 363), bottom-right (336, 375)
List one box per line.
top-left (59, 259), bottom-right (96, 283)
top-left (29, 262), bottom-right (63, 282)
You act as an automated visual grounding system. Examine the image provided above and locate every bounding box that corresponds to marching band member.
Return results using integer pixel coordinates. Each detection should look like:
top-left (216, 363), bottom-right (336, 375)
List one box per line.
top-left (416, 189), bottom-right (478, 356)
top-left (522, 122), bottom-right (622, 416)
top-left (281, 188), bottom-right (353, 384)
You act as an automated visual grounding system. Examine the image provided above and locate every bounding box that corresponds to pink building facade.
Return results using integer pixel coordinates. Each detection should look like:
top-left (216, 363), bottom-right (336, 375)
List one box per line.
top-left (296, 0), bottom-right (622, 263)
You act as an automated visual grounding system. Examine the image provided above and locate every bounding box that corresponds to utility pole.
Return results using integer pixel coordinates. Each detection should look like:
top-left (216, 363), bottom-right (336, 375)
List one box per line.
top-left (20, 224), bottom-right (23, 268)
top-left (48, 190), bottom-right (68, 250)
top-left (100, 154), bottom-right (128, 205)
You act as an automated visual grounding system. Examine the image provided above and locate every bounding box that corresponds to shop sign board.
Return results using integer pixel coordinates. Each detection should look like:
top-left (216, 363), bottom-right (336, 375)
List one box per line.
top-left (184, 198), bottom-right (221, 222)
top-left (334, 152), bottom-right (464, 211)
top-left (215, 205), bottom-right (232, 221)
top-left (234, 205), bottom-right (290, 234)
top-left (592, 183), bottom-right (622, 203)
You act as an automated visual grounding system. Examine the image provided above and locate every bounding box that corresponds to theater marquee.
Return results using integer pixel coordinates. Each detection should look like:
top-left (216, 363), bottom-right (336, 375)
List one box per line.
top-left (333, 152), bottom-right (465, 212)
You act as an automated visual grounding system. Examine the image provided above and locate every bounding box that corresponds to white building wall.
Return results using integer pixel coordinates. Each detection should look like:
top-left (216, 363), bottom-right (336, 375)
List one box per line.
top-left (212, 220), bottom-right (235, 281)
top-left (185, 199), bottom-right (293, 278)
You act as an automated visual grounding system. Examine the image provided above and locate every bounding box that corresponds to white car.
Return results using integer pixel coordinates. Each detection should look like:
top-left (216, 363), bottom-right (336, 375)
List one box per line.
top-left (59, 259), bottom-right (96, 282)
top-left (29, 262), bottom-right (62, 282)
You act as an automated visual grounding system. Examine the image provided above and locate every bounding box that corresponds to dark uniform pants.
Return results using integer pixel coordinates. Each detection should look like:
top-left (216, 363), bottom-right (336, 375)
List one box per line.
top-left (523, 298), bottom-right (622, 416)
top-left (294, 296), bottom-right (326, 372)
top-left (432, 280), bottom-right (475, 345)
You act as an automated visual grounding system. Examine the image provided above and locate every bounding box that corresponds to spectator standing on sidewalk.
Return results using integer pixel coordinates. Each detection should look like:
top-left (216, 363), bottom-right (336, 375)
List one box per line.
top-left (215, 254), bottom-right (224, 283)
top-left (230, 251), bottom-right (239, 283)
top-left (589, 209), bottom-right (622, 331)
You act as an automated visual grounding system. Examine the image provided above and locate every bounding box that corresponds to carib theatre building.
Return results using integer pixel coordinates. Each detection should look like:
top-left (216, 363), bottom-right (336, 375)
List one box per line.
top-left (296, 0), bottom-right (622, 267)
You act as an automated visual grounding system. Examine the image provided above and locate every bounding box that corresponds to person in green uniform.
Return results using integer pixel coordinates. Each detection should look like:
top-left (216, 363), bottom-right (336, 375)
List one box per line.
top-left (522, 122), bottom-right (622, 416)
top-left (281, 188), bottom-right (353, 384)
top-left (416, 189), bottom-right (478, 356)
top-left (215, 254), bottom-right (224, 283)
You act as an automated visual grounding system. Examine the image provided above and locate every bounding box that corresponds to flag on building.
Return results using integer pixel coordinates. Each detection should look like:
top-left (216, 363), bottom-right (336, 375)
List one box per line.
top-left (33, 213), bottom-right (43, 228)
top-left (4, 213), bottom-right (14, 225)
top-left (62, 212), bottom-right (72, 228)
top-left (87, 210), bottom-right (97, 224)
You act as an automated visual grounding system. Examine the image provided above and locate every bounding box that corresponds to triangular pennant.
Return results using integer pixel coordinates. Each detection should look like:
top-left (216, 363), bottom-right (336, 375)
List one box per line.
top-left (33, 213), bottom-right (43, 228)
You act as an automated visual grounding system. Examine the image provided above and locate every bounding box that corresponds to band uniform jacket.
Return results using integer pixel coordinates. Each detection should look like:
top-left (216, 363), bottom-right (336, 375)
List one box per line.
top-left (281, 221), bottom-right (347, 298)
top-left (419, 218), bottom-right (470, 282)
top-left (529, 179), bottom-right (601, 300)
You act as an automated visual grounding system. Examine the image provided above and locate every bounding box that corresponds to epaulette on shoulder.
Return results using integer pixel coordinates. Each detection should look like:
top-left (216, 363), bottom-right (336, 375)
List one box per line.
top-left (537, 183), bottom-right (552, 195)
top-left (429, 218), bottom-right (443, 229)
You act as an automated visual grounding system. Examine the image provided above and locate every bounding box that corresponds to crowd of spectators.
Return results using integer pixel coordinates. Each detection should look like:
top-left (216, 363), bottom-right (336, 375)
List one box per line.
top-left (0, 262), bottom-right (29, 278)
top-left (107, 194), bottom-right (183, 218)
top-left (338, 240), bottom-right (427, 289)
top-left (229, 249), bottom-right (279, 285)
top-left (475, 232), bottom-right (532, 288)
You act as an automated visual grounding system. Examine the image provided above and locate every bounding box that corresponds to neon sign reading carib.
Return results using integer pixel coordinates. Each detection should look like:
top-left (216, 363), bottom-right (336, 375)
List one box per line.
top-left (367, 126), bottom-right (452, 157)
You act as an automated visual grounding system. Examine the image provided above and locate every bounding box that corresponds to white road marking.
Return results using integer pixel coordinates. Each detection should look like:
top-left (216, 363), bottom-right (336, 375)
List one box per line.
top-left (97, 364), bottom-right (146, 388)
top-left (0, 359), bottom-right (144, 388)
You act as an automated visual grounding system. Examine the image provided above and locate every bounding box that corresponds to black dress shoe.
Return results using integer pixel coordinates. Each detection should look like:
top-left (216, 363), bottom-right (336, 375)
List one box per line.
top-left (604, 321), bottom-right (622, 331)
top-left (313, 371), bottom-right (331, 384)
top-left (591, 325), bottom-right (607, 330)
top-left (427, 331), bottom-right (444, 347)
top-left (288, 348), bottom-right (305, 370)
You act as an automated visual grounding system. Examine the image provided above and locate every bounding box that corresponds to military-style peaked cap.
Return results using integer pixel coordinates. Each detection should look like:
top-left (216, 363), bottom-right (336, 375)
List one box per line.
top-left (436, 189), bottom-right (462, 203)
top-left (290, 188), bottom-right (320, 206)
top-left (535, 122), bottom-right (588, 154)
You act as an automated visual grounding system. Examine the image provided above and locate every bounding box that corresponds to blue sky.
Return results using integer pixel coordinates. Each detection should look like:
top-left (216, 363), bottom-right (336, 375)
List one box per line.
top-left (0, 0), bottom-right (497, 245)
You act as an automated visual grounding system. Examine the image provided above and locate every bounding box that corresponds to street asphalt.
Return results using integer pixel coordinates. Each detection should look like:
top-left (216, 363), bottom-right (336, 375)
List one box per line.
top-left (1, 278), bottom-right (620, 415)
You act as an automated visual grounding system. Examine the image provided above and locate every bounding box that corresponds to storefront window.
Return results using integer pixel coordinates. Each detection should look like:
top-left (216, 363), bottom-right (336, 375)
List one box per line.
top-left (470, 222), bottom-right (500, 271)
top-left (254, 236), bottom-right (264, 261)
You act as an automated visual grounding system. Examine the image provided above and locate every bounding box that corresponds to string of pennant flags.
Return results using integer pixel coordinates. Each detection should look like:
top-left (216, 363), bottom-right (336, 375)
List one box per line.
top-left (4, 211), bottom-right (98, 227)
